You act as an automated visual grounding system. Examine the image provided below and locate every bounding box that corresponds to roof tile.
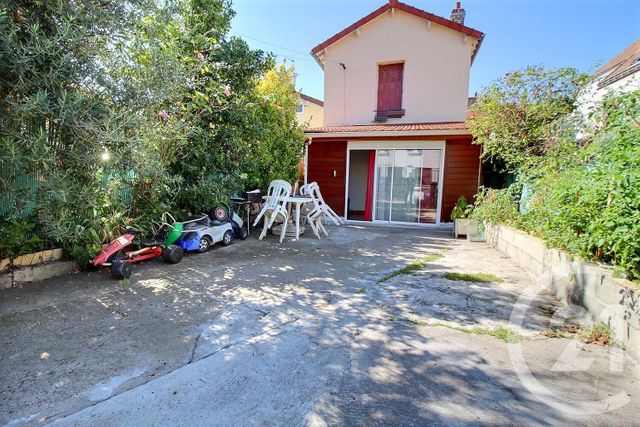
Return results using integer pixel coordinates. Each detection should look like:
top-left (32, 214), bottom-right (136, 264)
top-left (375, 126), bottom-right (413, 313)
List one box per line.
top-left (305, 122), bottom-right (469, 133)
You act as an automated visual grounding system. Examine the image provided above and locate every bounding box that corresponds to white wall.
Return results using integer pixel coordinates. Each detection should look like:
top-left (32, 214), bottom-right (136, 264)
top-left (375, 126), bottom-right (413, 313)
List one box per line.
top-left (322, 9), bottom-right (477, 126)
top-left (577, 71), bottom-right (640, 119)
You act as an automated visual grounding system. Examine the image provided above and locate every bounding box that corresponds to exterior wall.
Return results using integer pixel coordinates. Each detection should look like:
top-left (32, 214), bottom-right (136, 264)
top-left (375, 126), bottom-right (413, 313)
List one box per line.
top-left (322, 9), bottom-right (476, 126)
top-left (441, 137), bottom-right (480, 222)
top-left (296, 99), bottom-right (324, 128)
top-left (307, 140), bottom-right (347, 216)
top-left (577, 71), bottom-right (640, 120)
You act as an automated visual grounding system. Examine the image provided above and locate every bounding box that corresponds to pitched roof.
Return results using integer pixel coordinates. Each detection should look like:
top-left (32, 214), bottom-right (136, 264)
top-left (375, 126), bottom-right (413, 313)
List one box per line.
top-left (310, 0), bottom-right (484, 64)
top-left (305, 121), bottom-right (469, 135)
top-left (594, 39), bottom-right (640, 88)
top-left (299, 93), bottom-right (324, 107)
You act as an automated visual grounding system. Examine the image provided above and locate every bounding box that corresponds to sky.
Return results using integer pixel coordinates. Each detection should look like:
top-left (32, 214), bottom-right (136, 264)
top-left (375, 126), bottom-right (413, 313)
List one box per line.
top-left (230, 0), bottom-right (640, 100)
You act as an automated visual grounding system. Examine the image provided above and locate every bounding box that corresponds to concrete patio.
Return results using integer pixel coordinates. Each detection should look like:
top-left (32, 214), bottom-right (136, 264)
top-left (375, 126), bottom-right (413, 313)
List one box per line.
top-left (1, 226), bottom-right (638, 426)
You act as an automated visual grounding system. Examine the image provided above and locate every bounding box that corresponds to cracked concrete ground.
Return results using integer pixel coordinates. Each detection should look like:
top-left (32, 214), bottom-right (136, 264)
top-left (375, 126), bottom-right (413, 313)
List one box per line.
top-left (1, 226), bottom-right (638, 426)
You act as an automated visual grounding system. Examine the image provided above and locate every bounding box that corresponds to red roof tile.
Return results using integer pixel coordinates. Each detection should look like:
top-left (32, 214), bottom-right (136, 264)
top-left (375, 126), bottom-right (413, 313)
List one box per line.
top-left (311, 1), bottom-right (484, 63)
top-left (305, 122), bottom-right (469, 133)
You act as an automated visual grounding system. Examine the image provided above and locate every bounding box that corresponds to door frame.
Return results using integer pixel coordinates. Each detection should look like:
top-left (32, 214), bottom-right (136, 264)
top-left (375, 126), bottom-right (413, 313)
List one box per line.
top-left (345, 140), bottom-right (446, 226)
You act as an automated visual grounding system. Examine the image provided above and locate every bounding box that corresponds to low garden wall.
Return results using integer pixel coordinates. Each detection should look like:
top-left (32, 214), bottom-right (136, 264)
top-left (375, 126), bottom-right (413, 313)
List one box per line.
top-left (485, 223), bottom-right (640, 359)
top-left (0, 249), bottom-right (76, 289)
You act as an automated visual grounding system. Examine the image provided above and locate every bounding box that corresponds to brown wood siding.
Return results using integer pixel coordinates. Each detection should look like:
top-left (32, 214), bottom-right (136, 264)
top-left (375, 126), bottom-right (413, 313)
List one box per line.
top-left (441, 138), bottom-right (481, 222)
top-left (307, 140), bottom-right (347, 216)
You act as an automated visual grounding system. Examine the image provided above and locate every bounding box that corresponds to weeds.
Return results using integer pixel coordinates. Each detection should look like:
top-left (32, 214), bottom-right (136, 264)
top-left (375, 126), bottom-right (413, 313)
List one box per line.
top-left (357, 287), bottom-right (366, 294)
top-left (393, 316), bottom-right (520, 342)
top-left (378, 252), bottom-right (444, 283)
top-left (541, 322), bottom-right (616, 347)
top-left (578, 322), bottom-right (613, 346)
top-left (542, 328), bottom-right (569, 338)
top-left (443, 272), bottom-right (503, 283)
top-left (119, 279), bottom-right (131, 288)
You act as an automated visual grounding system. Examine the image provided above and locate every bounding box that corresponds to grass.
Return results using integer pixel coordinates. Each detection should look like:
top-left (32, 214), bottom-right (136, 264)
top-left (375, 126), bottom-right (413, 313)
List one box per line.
top-left (443, 272), bottom-right (503, 283)
top-left (357, 287), bottom-right (366, 294)
top-left (396, 316), bottom-right (520, 342)
top-left (119, 279), bottom-right (131, 288)
top-left (378, 252), bottom-right (444, 283)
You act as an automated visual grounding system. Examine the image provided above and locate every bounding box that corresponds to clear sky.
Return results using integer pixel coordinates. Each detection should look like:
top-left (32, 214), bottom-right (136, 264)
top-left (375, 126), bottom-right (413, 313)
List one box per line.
top-left (230, 0), bottom-right (640, 100)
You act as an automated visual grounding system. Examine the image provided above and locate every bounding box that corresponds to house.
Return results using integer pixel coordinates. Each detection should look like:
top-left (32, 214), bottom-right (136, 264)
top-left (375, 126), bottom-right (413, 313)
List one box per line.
top-left (577, 39), bottom-right (640, 120)
top-left (296, 93), bottom-right (324, 128)
top-left (304, 0), bottom-right (485, 226)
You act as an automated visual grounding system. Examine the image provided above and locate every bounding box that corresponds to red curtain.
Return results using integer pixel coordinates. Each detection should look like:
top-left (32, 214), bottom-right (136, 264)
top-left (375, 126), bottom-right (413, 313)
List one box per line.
top-left (363, 150), bottom-right (375, 221)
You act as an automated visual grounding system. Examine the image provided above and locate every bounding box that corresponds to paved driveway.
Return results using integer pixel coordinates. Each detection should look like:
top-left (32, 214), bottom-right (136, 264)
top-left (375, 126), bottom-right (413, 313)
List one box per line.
top-left (1, 226), bottom-right (638, 426)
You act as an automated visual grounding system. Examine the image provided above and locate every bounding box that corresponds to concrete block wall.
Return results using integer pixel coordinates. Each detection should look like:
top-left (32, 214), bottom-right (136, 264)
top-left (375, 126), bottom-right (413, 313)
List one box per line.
top-left (485, 223), bottom-right (640, 359)
top-left (0, 261), bottom-right (76, 289)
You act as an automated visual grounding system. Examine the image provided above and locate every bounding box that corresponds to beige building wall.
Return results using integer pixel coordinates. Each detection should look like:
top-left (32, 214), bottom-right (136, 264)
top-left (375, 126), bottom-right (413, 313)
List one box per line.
top-left (322, 8), bottom-right (478, 126)
top-left (296, 97), bottom-right (324, 128)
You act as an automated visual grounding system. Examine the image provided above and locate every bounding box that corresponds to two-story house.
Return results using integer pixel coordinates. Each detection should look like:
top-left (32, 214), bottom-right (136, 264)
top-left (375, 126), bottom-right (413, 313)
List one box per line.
top-left (304, 0), bottom-right (484, 226)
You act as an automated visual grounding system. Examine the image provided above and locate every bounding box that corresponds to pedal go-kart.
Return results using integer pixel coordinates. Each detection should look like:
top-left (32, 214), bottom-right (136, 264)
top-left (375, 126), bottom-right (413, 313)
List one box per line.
top-left (176, 204), bottom-right (248, 253)
top-left (92, 214), bottom-right (185, 279)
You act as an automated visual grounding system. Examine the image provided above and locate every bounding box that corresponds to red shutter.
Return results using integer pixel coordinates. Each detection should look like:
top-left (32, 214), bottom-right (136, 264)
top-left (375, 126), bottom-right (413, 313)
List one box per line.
top-left (377, 63), bottom-right (404, 113)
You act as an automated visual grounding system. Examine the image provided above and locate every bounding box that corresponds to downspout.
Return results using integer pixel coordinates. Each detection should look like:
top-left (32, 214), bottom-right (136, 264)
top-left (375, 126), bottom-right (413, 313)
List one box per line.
top-left (304, 138), bottom-right (311, 185)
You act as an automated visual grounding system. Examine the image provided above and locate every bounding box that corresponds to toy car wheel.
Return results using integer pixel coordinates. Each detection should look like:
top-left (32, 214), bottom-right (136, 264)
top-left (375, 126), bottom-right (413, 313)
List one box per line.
top-left (162, 245), bottom-right (184, 264)
top-left (222, 230), bottom-right (234, 246)
top-left (111, 260), bottom-right (132, 280)
top-left (197, 236), bottom-right (211, 253)
top-left (239, 226), bottom-right (248, 240)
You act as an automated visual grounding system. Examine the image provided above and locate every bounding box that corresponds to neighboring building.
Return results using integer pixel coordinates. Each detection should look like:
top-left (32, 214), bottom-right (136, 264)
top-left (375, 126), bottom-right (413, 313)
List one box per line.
top-left (296, 93), bottom-right (324, 129)
top-left (577, 39), bottom-right (640, 120)
top-left (304, 0), bottom-right (484, 225)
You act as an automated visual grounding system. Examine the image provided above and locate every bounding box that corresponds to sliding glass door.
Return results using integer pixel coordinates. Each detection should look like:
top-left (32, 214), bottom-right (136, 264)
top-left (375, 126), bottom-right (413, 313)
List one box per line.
top-left (374, 149), bottom-right (442, 224)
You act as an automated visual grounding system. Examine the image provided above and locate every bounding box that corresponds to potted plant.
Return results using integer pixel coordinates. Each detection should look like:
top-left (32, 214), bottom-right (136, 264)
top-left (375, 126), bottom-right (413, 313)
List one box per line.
top-left (451, 196), bottom-right (472, 238)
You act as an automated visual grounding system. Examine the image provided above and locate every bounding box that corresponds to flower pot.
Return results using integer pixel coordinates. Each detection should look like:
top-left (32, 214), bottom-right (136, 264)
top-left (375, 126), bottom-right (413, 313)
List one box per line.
top-left (466, 219), bottom-right (486, 242)
top-left (454, 218), bottom-right (470, 238)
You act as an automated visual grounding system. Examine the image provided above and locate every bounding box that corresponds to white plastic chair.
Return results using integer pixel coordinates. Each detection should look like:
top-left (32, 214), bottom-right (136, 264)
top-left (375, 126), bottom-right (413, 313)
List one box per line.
top-left (300, 183), bottom-right (328, 239)
top-left (307, 181), bottom-right (344, 225)
top-left (253, 179), bottom-right (292, 243)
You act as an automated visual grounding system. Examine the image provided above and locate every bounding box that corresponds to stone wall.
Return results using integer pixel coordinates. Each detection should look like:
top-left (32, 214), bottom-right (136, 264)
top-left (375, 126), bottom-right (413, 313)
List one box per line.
top-left (485, 223), bottom-right (640, 359)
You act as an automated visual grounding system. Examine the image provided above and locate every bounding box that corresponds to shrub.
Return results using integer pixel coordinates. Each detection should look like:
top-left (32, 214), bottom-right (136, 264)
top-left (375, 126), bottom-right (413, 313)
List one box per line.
top-left (473, 90), bottom-right (640, 280)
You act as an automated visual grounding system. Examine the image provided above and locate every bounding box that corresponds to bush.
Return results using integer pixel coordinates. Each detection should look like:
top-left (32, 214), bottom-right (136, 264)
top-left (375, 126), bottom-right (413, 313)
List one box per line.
top-left (473, 91), bottom-right (640, 280)
top-left (0, 1), bottom-right (304, 263)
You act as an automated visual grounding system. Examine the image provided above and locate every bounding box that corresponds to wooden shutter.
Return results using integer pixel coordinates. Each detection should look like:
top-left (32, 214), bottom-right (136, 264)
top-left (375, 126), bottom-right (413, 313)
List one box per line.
top-left (377, 63), bottom-right (404, 113)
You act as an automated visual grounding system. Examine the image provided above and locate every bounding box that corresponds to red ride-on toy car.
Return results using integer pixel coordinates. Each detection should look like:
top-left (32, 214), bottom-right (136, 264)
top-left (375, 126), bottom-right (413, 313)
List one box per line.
top-left (92, 223), bottom-right (184, 280)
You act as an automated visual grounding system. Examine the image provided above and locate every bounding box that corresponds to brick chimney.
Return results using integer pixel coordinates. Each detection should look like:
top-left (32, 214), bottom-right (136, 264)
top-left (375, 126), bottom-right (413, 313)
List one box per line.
top-left (450, 2), bottom-right (466, 25)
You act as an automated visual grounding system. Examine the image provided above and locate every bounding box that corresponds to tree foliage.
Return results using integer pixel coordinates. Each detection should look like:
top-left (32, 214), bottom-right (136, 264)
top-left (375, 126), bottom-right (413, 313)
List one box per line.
top-left (0, 0), bottom-right (305, 263)
top-left (469, 65), bottom-right (588, 172)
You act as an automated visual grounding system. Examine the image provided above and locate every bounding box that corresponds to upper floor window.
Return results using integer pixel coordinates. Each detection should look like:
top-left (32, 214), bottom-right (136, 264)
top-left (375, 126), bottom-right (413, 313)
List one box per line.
top-left (296, 103), bottom-right (304, 114)
top-left (376, 63), bottom-right (405, 120)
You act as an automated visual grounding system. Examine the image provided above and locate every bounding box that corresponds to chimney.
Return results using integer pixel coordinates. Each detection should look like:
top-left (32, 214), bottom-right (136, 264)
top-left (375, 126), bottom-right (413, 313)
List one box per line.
top-left (450, 2), bottom-right (466, 25)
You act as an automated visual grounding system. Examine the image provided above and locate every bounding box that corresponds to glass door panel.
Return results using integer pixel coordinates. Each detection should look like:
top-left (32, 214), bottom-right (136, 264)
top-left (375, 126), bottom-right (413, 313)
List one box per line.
top-left (418, 149), bottom-right (441, 224)
top-left (373, 148), bottom-right (442, 224)
top-left (374, 150), bottom-right (393, 221)
top-left (390, 149), bottom-right (423, 223)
